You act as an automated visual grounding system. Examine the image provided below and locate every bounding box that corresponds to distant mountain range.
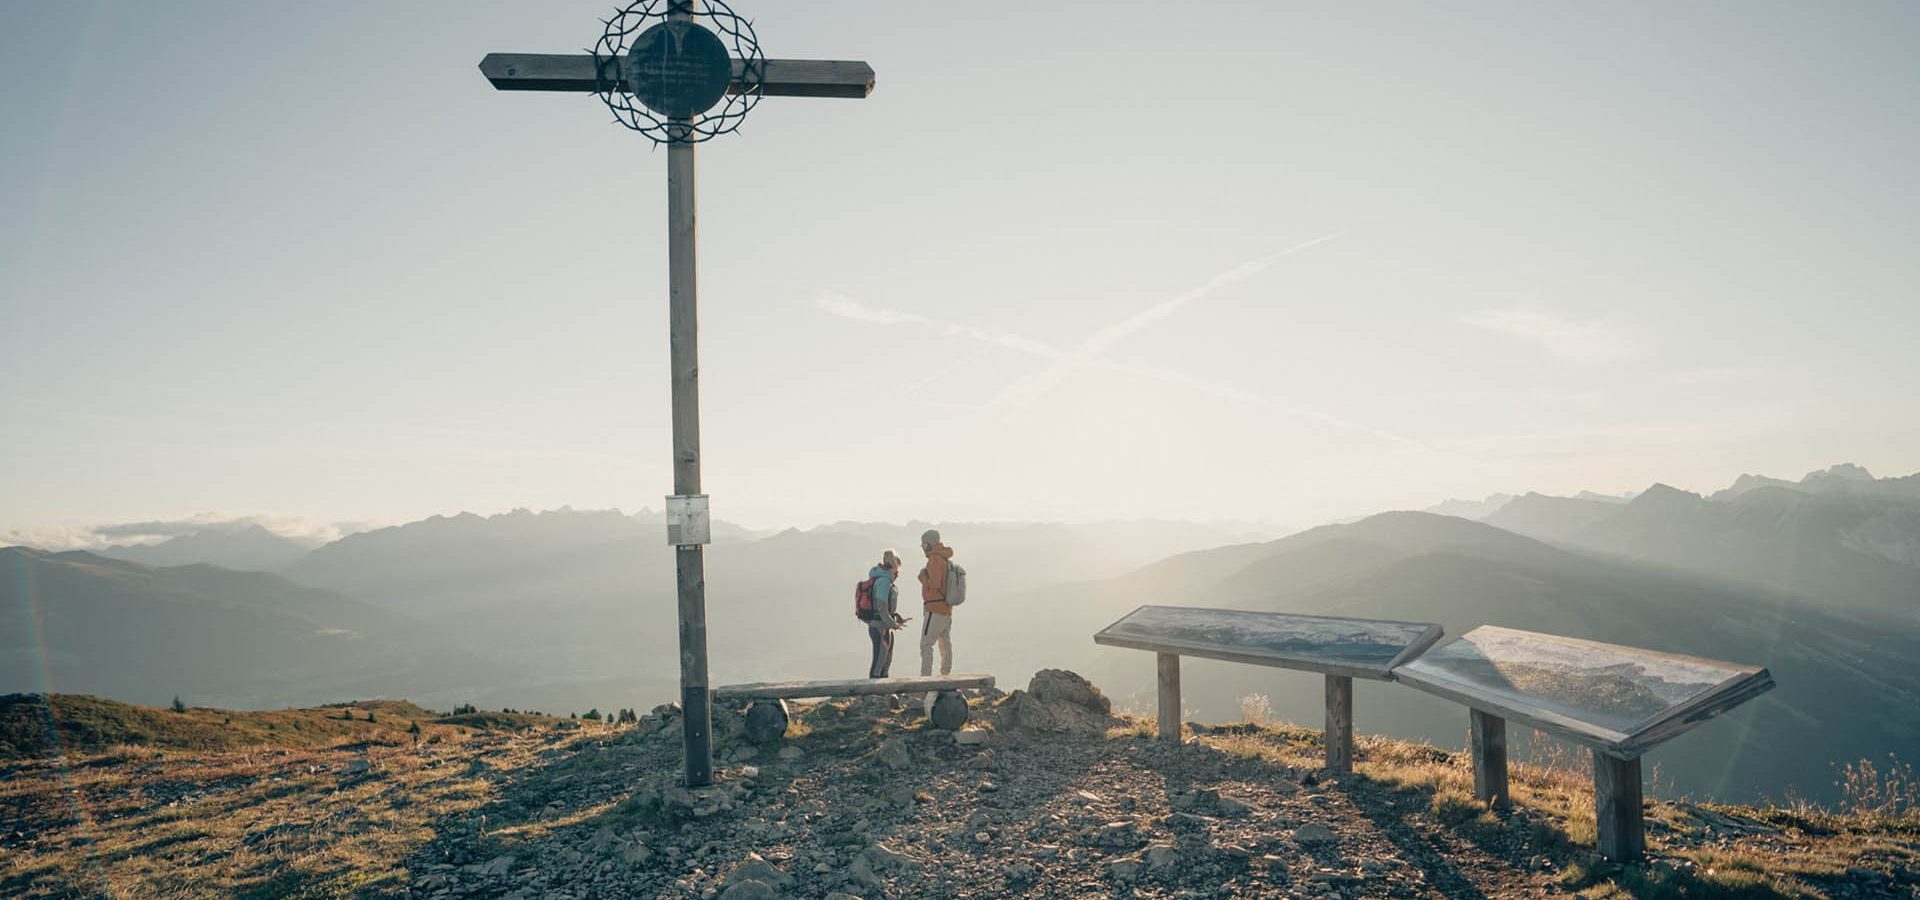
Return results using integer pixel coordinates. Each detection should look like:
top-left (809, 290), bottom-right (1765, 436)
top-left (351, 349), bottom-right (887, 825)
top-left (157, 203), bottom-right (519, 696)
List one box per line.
top-left (1479, 465), bottom-right (1920, 620)
top-left (3, 463), bottom-right (1915, 804)
top-left (1426, 490), bottom-right (1632, 522)
top-left (0, 547), bottom-right (497, 709)
top-left (7, 509), bottom-right (1268, 715)
top-left (1125, 510), bottom-right (1918, 804)
top-left (97, 523), bottom-right (322, 571)
top-left (270, 510), bottom-right (1270, 710)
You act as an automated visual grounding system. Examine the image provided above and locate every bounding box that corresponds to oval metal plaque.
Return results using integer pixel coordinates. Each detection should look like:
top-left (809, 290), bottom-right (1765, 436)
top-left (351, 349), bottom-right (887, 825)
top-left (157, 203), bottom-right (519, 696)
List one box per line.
top-left (625, 19), bottom-right (732, 119)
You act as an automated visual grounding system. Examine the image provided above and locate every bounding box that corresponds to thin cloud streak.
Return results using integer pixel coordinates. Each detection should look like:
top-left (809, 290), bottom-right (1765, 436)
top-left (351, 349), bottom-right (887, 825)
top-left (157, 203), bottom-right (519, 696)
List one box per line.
top-left (814, 293), bottom-right (927, 326)
top-left (814, 290), bottom-right (1428, 449)
top-left (1460, 306), bottom-right (1637, 364)
top-left (1095, 358), bottom-right (1428, 449)
top-left (988, 232), bottom-right (1345, 412)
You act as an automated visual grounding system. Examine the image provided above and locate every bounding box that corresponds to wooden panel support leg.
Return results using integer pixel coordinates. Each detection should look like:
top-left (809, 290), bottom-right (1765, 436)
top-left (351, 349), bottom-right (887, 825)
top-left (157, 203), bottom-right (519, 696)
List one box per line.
top-left (1156, 652), bottom-right (1181, 741)
top-left (1324, 674), bottom-right (1354, 773)
top-left (1469, 709), bottom-right (1509, 809)
top-left (1593, 753), bottom-right (1645, 862)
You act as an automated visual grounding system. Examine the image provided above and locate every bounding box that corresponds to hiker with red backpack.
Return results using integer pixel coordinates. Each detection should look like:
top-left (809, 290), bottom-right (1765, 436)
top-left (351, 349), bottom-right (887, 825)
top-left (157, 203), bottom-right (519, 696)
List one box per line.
top-left (856, 549), bottom-right (907, 678)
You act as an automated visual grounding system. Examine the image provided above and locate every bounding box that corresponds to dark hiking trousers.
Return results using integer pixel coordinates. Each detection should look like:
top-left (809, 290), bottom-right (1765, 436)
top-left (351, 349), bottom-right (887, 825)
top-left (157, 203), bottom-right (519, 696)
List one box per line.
top-left (868, 625), bottom-right (895, 678)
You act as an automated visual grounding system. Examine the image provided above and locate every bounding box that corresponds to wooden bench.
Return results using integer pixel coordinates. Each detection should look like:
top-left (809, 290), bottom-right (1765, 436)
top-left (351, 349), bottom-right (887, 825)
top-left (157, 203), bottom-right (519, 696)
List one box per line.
top-left (711, 674), bottom-right (996, 742)
top-left (1392, 626), bottom-right (1774, 862)
top-left (1093, 605), bottom-right (1444, 772)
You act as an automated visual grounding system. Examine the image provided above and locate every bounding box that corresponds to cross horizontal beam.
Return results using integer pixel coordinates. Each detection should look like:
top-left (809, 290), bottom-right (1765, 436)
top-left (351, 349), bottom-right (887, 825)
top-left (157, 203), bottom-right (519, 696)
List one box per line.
top-left (478, 53), bottom-right (874, 99)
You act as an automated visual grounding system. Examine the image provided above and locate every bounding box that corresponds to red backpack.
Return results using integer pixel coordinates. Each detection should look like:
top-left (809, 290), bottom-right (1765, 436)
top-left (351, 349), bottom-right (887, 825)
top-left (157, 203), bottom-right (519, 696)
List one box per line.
top-left (854, 576), bottom-right (878, 621)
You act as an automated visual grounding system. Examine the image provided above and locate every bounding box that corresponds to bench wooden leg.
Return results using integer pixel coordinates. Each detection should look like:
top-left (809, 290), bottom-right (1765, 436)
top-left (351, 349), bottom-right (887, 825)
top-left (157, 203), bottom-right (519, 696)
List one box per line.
top-left (743, 699), bottom-right (789, 743)
top-left (1594, 753), bottom-right (1645, 862)
top-left (1324, 674), bottom-right (1354, 773)
top-left (1156, 652), bottom-right (1181, 741)
top-left (1469, 709), bottom-right (1509, 809)
top-left (929, 690), bottom-right (969, 730)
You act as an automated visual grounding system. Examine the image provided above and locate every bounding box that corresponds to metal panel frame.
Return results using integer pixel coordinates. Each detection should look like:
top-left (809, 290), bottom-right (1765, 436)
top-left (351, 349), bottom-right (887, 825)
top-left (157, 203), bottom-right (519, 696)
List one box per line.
top-left (1093, 604), bottom-right (1444, 681)
top-left (1392, 625), bottom-right (1774, 758)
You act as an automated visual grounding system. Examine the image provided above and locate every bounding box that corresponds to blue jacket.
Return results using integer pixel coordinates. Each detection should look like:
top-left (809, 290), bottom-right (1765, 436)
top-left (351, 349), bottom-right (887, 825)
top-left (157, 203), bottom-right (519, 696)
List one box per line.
top-left (868, 564), bottom-right (899, 625)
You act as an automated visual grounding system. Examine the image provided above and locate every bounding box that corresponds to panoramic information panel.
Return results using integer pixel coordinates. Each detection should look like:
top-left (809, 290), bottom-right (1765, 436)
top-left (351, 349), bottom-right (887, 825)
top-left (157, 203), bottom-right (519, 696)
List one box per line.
top-left (1093, 605), bottom-right (1444, 680)
top-left (1393, 625), bottom-right (1774, 754)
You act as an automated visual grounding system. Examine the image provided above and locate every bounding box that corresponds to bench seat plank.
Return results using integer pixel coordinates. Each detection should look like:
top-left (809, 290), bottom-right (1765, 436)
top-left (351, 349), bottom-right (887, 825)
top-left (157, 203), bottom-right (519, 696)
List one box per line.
top-left (713, 674), bottom-right (994, 702)
top-left (1093, 605), bottom-right (1443, 680)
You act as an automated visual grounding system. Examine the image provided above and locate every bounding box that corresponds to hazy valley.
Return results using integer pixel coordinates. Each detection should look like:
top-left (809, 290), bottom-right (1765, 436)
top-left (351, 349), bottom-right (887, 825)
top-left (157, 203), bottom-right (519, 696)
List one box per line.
top-left (6, 464), bottom-right (1918, 810)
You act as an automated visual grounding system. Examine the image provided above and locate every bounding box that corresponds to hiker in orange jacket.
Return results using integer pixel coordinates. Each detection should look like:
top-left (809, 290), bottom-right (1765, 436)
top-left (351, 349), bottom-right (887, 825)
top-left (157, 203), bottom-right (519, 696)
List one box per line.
top-left (917, 529), bottom-right (955, 679)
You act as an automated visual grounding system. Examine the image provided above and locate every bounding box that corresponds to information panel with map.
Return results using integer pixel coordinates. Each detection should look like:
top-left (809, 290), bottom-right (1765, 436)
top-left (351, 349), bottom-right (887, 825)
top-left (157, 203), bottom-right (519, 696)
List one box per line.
top-left (1093, 605), bottom-right (1444, 680)
top-left (1393, 625), bottom-right (1774, 754)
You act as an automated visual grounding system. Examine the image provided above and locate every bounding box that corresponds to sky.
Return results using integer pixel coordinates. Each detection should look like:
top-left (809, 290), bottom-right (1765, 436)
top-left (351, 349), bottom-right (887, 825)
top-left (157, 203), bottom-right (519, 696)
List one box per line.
top-left (3, 1), bottom-right (1919, 543)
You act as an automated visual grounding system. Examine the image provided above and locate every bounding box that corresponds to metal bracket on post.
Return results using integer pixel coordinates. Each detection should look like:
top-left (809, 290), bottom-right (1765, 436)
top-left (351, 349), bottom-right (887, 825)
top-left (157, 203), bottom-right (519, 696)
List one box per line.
top-left (666, 494), bottom-right (711, 546)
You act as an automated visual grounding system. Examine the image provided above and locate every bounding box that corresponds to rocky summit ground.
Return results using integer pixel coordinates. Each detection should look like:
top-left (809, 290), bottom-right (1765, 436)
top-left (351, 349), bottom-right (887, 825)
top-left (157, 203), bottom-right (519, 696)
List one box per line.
top-left (2, 672), bottom-right (1917, 899)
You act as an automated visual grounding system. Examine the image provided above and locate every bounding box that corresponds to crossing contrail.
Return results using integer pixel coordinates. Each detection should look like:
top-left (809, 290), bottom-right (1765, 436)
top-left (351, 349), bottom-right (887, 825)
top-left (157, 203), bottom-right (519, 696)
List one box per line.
top-left (812, 234), bottom-right (1429, 450)
top-left (985, 232), bottom-right (1345, 413)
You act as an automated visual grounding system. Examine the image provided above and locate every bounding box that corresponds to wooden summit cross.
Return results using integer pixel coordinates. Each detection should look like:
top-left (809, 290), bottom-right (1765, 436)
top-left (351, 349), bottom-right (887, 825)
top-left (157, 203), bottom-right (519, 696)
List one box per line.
top-left (479, 2), bottom-right (873, 788)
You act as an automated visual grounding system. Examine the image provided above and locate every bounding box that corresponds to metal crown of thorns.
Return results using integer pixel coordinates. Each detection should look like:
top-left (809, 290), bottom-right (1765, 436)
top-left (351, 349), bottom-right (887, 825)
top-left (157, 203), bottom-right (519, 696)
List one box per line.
top-left (592, 0), bottom-right (765, 144)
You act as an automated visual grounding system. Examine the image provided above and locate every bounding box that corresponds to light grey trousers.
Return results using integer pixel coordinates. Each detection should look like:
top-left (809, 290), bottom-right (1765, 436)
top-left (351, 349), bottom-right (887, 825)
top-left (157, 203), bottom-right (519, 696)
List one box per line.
top-left (919, 612), bottom-right (953, 677)
top-left (920, 611), bottom-right (954, 714)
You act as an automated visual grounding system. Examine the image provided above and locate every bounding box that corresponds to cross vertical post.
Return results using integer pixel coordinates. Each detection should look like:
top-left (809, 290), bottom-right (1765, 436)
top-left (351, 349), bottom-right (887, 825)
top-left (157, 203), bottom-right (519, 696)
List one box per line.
top-left (667, 109), bottom-right (710, 785)
top-left (479, 1), bottom-right (873, 789)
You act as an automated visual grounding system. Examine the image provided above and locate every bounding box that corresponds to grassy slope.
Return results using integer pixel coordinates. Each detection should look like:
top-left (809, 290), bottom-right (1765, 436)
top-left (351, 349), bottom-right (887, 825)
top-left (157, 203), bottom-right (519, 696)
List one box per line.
top-left (1, 694), bottom-right (1914, 899)
top-left (0, 547), bottom-right (504, 709)
top-left (1169, 717), bottom-right (1920, 900)
top-left (0, 693), bottom-right (562, 759)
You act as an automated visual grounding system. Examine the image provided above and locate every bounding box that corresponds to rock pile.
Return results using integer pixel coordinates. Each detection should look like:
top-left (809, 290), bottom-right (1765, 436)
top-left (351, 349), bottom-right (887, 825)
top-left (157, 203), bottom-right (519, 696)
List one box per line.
top-left (995, 668), bottom-right (1117, 734)
top-left (406, 669), bottom-right (1566, 898)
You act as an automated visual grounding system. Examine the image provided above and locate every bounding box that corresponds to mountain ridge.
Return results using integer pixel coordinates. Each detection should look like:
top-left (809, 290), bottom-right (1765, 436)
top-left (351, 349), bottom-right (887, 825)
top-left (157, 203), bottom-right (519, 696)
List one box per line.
top-left (0, 546), bottom-right (501, 710)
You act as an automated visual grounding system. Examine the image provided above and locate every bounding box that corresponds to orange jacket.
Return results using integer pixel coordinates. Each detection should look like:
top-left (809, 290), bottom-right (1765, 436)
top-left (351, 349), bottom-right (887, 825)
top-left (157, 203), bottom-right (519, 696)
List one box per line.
top-left (919, 544), bottom-right (954, 615)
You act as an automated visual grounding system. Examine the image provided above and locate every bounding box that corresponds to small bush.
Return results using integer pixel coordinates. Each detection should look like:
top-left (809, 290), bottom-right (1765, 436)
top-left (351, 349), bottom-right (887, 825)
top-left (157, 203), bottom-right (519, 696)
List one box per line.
top-left (1430, 789), bottom-right (1505, 843)
top-left (1837, 754), bottom-right (1920, 821)
top-left (1431, 789), bottom-right (1483, 826)
top-left (1238, 693), bottom-right (1272, 727)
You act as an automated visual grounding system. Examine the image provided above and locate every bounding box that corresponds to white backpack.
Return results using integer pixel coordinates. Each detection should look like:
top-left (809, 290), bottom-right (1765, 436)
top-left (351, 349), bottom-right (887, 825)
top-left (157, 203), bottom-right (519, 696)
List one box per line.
top-left (944, 562), bottom-right (967, 606)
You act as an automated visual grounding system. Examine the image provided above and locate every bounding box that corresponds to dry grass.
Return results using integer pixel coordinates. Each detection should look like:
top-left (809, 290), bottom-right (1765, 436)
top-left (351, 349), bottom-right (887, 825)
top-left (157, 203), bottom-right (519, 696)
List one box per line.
top-left (1836, 753), bottom-right (1920, 822)
top-left (1107, 715), bottom-right (1164, 741)
top-left (1163, 722), bottom-right (1920, 900)
top-left (1237, 692), bottom-right (1274, 727)
top-left (1, 694), bottom-right (552, 761)
top-left (0, 701), bottom-right (606, 899)
top-left (6, 702), bottom-right (1914, 899)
